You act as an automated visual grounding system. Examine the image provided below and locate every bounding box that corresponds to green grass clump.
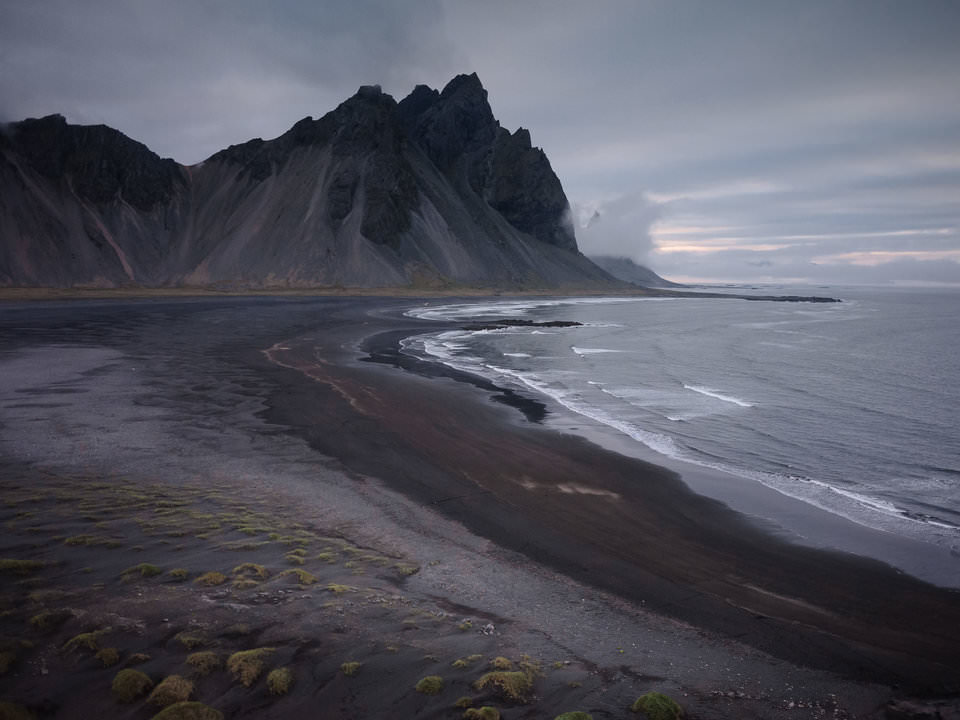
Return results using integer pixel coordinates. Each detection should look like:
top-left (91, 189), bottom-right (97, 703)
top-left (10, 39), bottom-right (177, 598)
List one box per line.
top-left (464, 708), bottom-right (501, 720)
top-left (452, 654), bottom-right (484, 669)
top-left (474, 671), bottom-right (534, 703)
top-left (220, 624), bottom-right (250, 638)
top-left (278, 569), bottom-right (317, 585)
top-left (227, 648), bottom-right (275, 687)
top-left (123, 563), bottom-right (162, 579)
top-left (112, 668), bottom-right (154, 702)
top-left (0, 701), bottom-right (33, 720)
top-left (148, 674), bottom-right (194, 707)
top-left (326, 583), bottom-right (351, 593)
top-left (0, 558), bottom-right (44, 575)
top-left (128, 652), bottom-right (151, 664)
top-left (341, 661), bottom-right (362, 677)
top-left (267, 667), bottom-right (294, 695)
top-left (63, 628), bottom-right (110, 653)
top-left (96, 647), bottom-right (120, 667)
top-left (193, 572), bottom-right (227, 586)
top-left (415, 675), bottom-right (445, 695)
top-left (454, 696), bottom-right (474, 708)
top-left (186, 651), bottom-right (220, 677)
top-left (0, 650), bottom-right (16, 675)
top-left (314, 551), bottom-right (337, 563)
top-left (395, 564), bottom-right (420, 576)
top-left (149, 701), bottom-right (223, 720)
top-left (232, 563), bottom-right (268, 579)
top-left (175, 632), bottom-right (206, 650)
top-left (555, 713), bottom-right (593, 720)
top-left (490, 656), bottom-right (513, 670)
top-left (28, 610), bottom-right (69, 632)
top-left (630, 693), bottom-right (684, 720)
top-left (167, 568), bottom-right (188, 581)
top-left (284, 553), bottom-right (305, 566)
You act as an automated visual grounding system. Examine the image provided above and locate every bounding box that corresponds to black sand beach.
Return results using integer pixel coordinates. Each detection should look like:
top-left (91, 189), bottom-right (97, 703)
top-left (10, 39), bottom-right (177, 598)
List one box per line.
top-left (1, 295), bottom-right (958, 719)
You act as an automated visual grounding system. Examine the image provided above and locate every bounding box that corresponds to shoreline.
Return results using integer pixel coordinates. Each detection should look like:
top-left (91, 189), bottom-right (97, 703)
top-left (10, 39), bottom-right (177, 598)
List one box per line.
top-left (261, 305), bottom-right (960, 691)
top-left (1, 294), bottom-right (958, 718)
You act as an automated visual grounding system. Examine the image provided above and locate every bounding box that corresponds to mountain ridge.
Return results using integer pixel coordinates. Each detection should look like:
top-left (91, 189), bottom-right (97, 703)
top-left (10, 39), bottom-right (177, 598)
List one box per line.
top-left (0, 75), bottom-right (619, 290)
top-left (588, 255), bottom-right (682, 288)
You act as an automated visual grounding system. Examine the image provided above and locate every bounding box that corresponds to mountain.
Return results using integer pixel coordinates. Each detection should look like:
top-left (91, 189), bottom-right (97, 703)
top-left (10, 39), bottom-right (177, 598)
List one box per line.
top-left (588, 255), bottom-right (682, 288)
top-left (0, 74), bottom-right (620, 290)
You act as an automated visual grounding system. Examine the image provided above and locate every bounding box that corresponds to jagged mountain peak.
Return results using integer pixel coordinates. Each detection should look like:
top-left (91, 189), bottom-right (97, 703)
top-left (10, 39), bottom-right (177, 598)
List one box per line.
top-left (1, 75), bottom-right (617, 290)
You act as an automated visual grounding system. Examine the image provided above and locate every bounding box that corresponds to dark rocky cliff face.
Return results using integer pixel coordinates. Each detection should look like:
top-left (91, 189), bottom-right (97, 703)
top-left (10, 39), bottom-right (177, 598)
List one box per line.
top-left (0, 75), bottom-right (614, 289)
top-left (2, 114), bottom-right (185, 211)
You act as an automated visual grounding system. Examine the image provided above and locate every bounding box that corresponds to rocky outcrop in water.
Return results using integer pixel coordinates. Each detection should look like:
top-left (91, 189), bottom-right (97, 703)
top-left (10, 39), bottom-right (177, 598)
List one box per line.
top-left (0, 75), bottom-right (617, 289)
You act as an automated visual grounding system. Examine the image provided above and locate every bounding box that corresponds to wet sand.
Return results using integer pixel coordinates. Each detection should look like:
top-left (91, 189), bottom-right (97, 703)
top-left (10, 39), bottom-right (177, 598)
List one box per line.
top-left (1, 295), bottom-right (958, 719)
top-left (264, 309), bottom-right (960, 690)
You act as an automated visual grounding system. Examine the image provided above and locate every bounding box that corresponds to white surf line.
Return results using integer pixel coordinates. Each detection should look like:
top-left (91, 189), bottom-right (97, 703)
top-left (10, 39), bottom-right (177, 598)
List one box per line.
top-left (683, 384), bottom-right (753, 407)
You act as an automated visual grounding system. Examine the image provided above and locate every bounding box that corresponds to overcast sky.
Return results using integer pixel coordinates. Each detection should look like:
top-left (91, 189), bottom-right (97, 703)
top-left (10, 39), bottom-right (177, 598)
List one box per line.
top-left (3, 0), bottom-right (958, 285)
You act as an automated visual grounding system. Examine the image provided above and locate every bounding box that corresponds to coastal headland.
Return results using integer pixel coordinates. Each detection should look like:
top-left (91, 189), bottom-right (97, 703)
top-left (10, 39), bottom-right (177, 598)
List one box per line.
top-left (1, 294), bottom-right (957, 720)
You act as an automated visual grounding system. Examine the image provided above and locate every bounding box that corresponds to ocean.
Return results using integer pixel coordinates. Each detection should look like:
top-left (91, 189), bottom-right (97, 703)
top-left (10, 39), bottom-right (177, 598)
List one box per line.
top-left (401, 286), bottom-right (960, 569)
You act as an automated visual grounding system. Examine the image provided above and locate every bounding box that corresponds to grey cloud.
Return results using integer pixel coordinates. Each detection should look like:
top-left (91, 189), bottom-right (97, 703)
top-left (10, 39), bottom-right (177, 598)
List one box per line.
top-left (0, 0), bottom-right (459, 163)
top-left (573, 193), bottom-right (662, 263)
top-left (2, 1), bottom-right (958, 284)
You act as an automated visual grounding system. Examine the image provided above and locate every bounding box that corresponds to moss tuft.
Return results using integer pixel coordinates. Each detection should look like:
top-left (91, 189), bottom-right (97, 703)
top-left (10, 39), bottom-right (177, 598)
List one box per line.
top-left (122, 563), bottom-right (162, 579)
top-left (128, 652), bottom-right (151, 665)
top-left (186, 651), bottom-right (220, 677)
top-left (232, 563), bottom-right (268, 579)
top-left (148, 674), bottom-right (194, 707)
top-left (630, 693), bottom-right (684, 720)
top-left (555, 714), bottom-right (593, 720)
top-left (174, 632), bottom-right (205, 650)
top-left (28, 610), bottom-right (70, 632)
top-left (491, 656), bottom-right (513, 670)
top-left (453, 654), bottom-right (484, 669)
top-left (63, 628), bottom-right (110, 653)
top-left (326, 583), bottom-right (351, 593)
top-left (464, 708), bottom-right (501, 720)
top-left (232, 578), bottom-right (259, 590)
top-left (220, 623), bottom-right (250, 638)
top-left (96, 647), bottom-right (120, 667)
top-left (284, 554), bottom-right (305, 566)
top-left (415, 675), bottom-right (445, 695)
top-left (474, 671), bottom-right (534, 703)
top-left (341, 661), bottom-right (362, 676)
top-left (167, 568), bottom-right (188, 581)
top-left (267, 666), bottom-right (294, 695)
top-left (149, 701), bottom-right (223, 720)
top-left (0, 650), bottom-right (16, 675)
top-left (395, 564), bottom-right (420, 576)
top-left (227, 647), bottom-right (275, 687)
top-left (0, 558), bottom-right (44, 575)
top-left (193, 572), bottom-right (227, 587)
top-left (454, 696), bottom-right (474, 708)
top-left (277, 569), bottom-right (317, 585)
top-left (112, 668), bottom-right (154, 703)
top-left (0, 701), bottom-right (34, 720)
